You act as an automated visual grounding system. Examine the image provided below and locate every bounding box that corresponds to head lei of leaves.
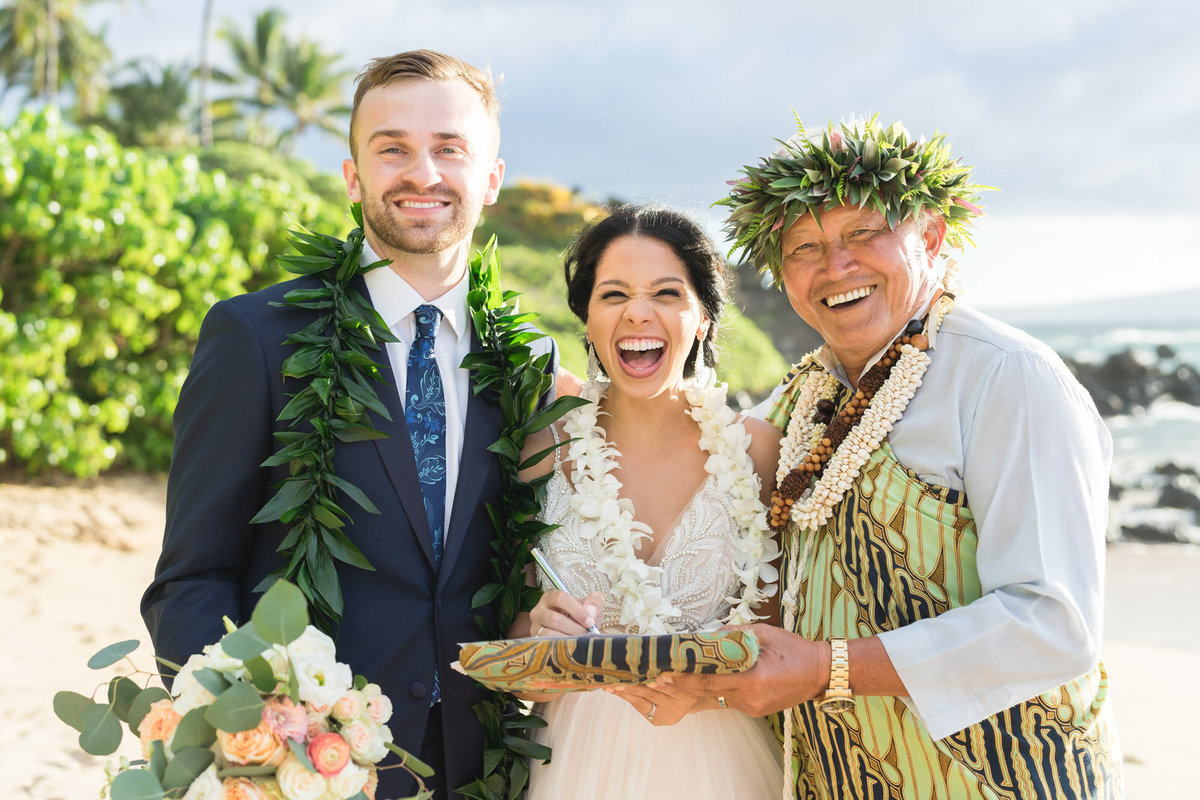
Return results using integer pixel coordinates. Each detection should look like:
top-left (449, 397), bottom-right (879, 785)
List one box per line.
top-left (717, 115), bottom-right (993, 285)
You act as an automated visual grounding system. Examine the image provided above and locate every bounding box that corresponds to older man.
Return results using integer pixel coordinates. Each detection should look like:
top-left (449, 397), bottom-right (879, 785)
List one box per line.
top-left (671, 119), bottom-right (1122, 798)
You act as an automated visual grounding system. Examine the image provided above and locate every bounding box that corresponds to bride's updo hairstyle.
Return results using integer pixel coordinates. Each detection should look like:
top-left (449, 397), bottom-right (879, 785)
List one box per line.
top-left (563, 204), bottom-right (728, 377)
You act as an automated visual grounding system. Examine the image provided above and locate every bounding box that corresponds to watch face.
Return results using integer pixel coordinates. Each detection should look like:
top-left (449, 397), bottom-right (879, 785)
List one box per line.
top-left (817, 696), bottom-right (856, 714)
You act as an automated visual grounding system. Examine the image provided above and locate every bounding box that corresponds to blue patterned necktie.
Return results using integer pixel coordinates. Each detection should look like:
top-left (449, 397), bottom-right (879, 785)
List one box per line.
top-left (406, 304), bottom-right (446, 705)
top-left (405, 304), bottom-right (447, 568)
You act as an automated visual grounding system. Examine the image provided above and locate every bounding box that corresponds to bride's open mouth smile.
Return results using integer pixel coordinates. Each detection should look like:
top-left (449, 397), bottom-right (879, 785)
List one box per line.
top-left (616, 337), bottom-right (665, 377)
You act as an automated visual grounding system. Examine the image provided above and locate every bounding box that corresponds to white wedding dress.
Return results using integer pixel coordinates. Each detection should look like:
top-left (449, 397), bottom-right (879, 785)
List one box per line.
top-left (526, 430), bottom-right (784, 800)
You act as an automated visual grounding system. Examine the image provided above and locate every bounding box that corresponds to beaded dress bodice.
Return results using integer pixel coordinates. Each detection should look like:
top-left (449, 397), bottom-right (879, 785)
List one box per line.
top-left (536, 461), bottom-right (746, 635)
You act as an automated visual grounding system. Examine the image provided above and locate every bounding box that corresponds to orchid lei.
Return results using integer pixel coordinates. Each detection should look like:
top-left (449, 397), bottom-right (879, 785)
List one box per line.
top-left (560, 377), bottom-right (779, 634)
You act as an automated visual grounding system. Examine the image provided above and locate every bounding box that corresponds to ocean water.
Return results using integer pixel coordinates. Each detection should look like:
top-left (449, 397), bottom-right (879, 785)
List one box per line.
top-left (1019, 322), bottom-right (1200, 474)
top-left (1015, 321), bottom-right (1200, 545)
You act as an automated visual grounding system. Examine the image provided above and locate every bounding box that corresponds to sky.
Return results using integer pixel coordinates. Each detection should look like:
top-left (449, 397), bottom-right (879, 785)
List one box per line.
top-left (79, 0), bottom-right (1200, 310)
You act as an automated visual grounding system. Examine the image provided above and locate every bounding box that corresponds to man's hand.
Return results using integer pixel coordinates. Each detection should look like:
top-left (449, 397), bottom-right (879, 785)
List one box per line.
top-left (662, 624), bottom-right (829, 717)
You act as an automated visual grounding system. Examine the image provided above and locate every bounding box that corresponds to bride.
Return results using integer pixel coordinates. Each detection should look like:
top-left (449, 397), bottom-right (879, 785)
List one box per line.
top-left (511, 205), bottom-right (785, 799)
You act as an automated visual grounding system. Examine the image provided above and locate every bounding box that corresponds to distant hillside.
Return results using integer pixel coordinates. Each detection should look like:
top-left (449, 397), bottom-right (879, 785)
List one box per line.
top-left (983, 286), bottom-right (1200, 327)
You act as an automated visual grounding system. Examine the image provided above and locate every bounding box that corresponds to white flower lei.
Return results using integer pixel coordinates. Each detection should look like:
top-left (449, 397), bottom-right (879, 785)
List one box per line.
top-left (559, 378), bottom-right (780, 635)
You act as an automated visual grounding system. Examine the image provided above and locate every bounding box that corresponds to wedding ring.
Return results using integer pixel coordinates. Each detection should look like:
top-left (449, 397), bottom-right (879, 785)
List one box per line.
top-left (717, 696), bottom-right (727, 709)
top-left (646, 702), bottom-right (657, 721)
top-left (536, 626), bottom-right (546, 637)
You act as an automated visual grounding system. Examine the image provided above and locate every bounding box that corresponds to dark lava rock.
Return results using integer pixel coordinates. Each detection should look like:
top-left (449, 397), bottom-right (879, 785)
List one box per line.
top-left (1121, 522), bottom-right (1188, 544)
top-left (1154, 462), bottom-right (1200, 480)
top-left (1159, 480), bottom-right (1200, 513)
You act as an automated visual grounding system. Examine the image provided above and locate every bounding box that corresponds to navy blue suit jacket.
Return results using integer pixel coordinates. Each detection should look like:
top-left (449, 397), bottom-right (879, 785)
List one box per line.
top-left (141, 273), bottom-right (557, 797)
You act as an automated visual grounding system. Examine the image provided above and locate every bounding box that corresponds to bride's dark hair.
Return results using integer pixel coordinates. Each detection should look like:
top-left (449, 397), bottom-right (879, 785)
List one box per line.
top-left (563, 204), bottom-right (727, 377)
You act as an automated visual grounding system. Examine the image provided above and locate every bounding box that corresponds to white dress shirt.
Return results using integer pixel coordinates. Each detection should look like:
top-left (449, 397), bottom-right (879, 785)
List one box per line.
top-left (756, 299), bottom-right (1112, 738)
top-left (362, 245), bottom-right (472, 536)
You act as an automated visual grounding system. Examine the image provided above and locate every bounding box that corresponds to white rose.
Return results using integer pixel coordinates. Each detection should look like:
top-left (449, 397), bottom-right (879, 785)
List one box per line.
top-left (331, 690), bottom-right (366, 724)
top-left (171, 652), bottom-right (217, 716)
top-left (287, 628), bottom-right (352, 708)
top-left (276, 754), bottom-right (327, 800)
top-left (340, 720), bottom-right (389, 764)
top-left (326, 760), bottom-right (369, 799)
top-left (180, 764), bottom-right (225, 800)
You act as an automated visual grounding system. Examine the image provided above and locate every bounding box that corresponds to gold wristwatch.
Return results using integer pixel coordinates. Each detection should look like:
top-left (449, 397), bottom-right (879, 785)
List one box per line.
top-left (816, 637), bottom-right (854, 713)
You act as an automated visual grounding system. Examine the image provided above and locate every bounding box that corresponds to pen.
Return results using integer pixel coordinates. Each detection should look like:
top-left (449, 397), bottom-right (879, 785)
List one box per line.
top-left (530, 547), bottom-right (601, 635)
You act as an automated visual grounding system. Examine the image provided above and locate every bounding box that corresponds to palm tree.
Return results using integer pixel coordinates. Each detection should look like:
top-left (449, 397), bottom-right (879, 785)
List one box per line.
top-left (213, 7), bottom-right (351, 153)
top-left (271, 37), bottom-right (352, 153)
top-left (197, 0), bottom-right (214, 146)
top-left (0, 0), bottom-right (112, 114)
top-left (94, 60), bottom-right (195, 148)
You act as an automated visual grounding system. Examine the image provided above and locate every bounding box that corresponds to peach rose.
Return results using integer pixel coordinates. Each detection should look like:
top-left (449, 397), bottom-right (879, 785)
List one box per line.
top-left (276, 753), bottom-right (327, 800)
top-left (139, 698), bottom-right (182, 759)
top-left (307, 731), bottom-right (350, 777)
top-left (223, 776), bottom-right (268, 800)
top-left (306, 709), bottom-right (331, 741)
top-left (217, 719), bottom-right (287, 766)
top-left (361, 684), bottom-right (392, 726)
top-left (340, 720), bottom-right (388, 763)
top-left (363, 767), bottom-right (378, 800)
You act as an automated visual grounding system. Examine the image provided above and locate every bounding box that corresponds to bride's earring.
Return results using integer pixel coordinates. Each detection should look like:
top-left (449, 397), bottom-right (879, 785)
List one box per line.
top-left (586, 341), bottom-right (605, 384)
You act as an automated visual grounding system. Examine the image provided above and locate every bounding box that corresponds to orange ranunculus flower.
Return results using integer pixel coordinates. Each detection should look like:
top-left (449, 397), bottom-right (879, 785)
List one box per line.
top-left (307, 730), bottom-right (351, 777)
top-left (223, 776), bottom-right (268, 800)
top-left (217, 719), bottom-right (287, 766)
top-left (139, 698), bottom-right (182, 759)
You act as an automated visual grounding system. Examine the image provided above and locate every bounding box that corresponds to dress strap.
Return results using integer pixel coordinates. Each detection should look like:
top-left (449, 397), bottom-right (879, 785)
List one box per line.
top-left (550, 422), bottom-right (562, 471)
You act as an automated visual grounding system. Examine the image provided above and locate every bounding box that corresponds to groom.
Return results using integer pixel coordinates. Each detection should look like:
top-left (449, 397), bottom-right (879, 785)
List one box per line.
top-left (141, 50), bottom-right (557, 799)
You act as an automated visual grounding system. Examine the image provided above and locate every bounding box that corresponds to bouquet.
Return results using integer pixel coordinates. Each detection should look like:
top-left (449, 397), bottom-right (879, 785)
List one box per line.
top-left (53, 580), bottom-right (432, 800)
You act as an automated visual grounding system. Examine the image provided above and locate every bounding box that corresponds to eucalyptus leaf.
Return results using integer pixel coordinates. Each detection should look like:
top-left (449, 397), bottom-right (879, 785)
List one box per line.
top-left (171, 707), bottom-right (216, 749)
top-left (87, 639), bottom-right (140, 669)
top-left (107, 676), bottom-right (141, 721)
top-left (286, 737), bottom-right (317, 771)
top-left (79, 702), bottom-right (123, 755)
top-left (192, 667), bottom-right (230, 697)
top-left (250, 578), bottom-right (309, 645)
top-left (244, 654), bottom-right (278, 693)
top-left (204, 681), bottom-right (264, 733)
top-left (219, 625), bottom-right (270, 661)
top-left (161, 746), bottom-right (215, 791)
top-left (109, 768), bottom-right (165, 800)
top-left (52, 690), bottom-right (91, 732)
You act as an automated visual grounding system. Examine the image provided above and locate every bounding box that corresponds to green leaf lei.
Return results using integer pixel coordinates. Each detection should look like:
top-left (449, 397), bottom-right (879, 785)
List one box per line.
top-left (255, 205), bottom-right (586, 798)
top-left (457, 237), bottom-right (588, 800)
top-left (251, 202), bottom-right (397, 629)
top-left (718, 114), bottom-right (994, 284)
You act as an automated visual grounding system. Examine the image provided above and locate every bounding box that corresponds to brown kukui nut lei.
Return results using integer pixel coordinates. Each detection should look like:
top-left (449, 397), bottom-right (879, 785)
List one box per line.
top-left (768, 319), bottom-right (930, 533)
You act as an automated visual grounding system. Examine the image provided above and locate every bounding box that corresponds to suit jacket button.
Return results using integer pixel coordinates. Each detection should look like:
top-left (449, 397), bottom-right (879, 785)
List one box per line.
top-left (410, 682), bottom-right (427, 699)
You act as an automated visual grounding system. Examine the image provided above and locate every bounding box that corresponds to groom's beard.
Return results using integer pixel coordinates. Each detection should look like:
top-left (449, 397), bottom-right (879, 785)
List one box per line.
top-left (362, 182), bottom-right (479, 256)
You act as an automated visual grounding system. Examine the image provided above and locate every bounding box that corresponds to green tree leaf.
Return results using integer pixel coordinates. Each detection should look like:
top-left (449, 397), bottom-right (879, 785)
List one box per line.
top-left (219, 625), bottom-right (270, 661)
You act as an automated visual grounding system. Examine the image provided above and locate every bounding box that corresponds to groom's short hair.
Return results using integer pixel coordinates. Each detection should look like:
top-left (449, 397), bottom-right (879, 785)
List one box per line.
top-left (348, 49), bottom-right (500, 159)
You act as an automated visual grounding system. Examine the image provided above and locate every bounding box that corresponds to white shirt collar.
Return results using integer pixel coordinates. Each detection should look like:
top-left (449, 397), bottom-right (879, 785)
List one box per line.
top-left (360, 242), bottom-right (469, 342)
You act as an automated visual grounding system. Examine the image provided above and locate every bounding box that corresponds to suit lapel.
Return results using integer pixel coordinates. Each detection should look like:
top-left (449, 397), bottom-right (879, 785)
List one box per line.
top-left (439, 327), bottom-right (500, 585)
top-left (369, 310), bottom-right (438, 571)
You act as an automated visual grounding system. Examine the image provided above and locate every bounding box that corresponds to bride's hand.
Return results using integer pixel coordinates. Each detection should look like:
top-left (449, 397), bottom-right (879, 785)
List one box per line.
top-left (607, 682), bottom-right (700, 727)
top-left (528, 590), bottom-right (604, 636)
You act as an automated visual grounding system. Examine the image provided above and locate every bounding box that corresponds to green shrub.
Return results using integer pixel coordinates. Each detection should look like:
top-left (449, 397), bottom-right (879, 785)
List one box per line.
top-left (0, 108), bottom-right (345, 476)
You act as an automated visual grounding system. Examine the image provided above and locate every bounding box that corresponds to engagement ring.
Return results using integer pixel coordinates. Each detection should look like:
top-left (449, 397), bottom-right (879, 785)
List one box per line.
top-left (717, 696), bottom-right (727, 708)
top-left (647, 703), bottom-right (656, 721)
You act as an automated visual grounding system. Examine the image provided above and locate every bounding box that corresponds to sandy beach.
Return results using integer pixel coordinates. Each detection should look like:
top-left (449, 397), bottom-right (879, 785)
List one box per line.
top-left (2, 476), bottom-right (1195, 798)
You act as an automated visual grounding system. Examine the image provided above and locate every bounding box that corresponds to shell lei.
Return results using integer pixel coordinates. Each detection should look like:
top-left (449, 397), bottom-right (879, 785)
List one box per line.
top-left (776, 293), bottom-right (953, 799)
top-left (560, 379), bottom-right (780, 635)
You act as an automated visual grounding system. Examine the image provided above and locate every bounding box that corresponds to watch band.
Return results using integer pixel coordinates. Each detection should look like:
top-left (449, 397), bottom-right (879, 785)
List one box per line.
top-left (817, 637), bottom-right (854, 713)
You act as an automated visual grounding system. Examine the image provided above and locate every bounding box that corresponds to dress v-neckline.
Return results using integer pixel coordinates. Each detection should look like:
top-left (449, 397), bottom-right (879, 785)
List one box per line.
top-left (629, 472), bottom-right (714, 567)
